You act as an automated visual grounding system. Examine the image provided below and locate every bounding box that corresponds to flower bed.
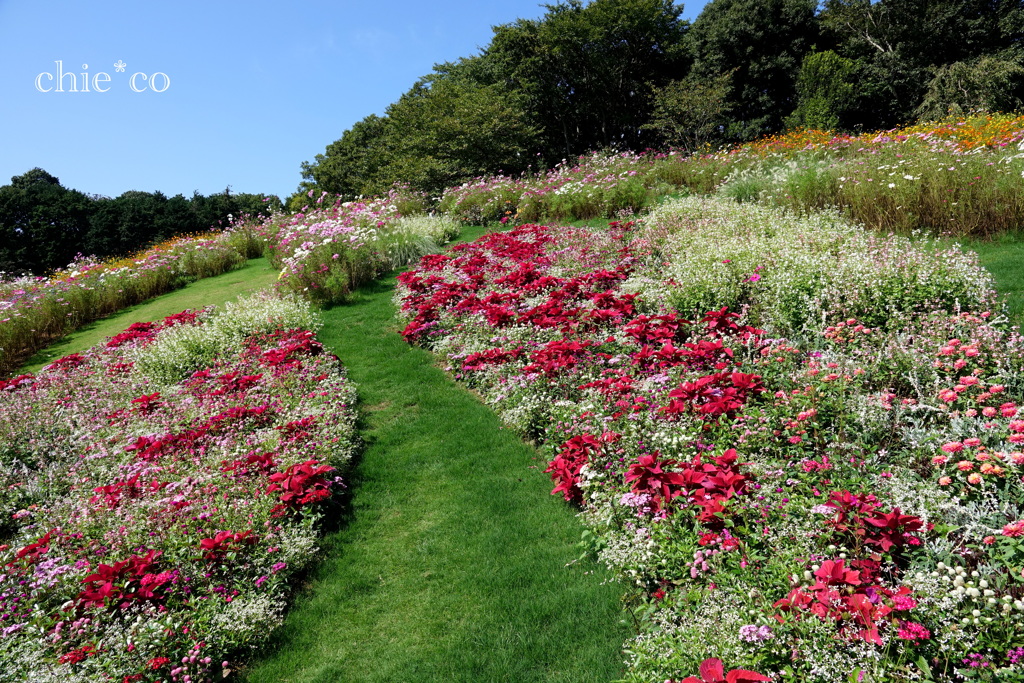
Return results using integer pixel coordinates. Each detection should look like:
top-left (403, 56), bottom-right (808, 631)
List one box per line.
top-left (437, 151), bottom-right (663, 225)
top-left (396, 199), bottom-right (1024, 681)
top-left (241, 186), bottom-right (459, 304)
top-left (0, 234), bottom-right (246, 378)
top-left (0, 291), bottom-right (358, 681)
top-left (436, 113), bottom-right (1024, 238)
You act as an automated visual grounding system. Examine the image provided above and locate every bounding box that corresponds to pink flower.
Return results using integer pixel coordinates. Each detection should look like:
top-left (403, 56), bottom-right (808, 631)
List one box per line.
top-left (967, 472), bottom-right (983, 485)
top-left (897, 621), bottom-right (931, 643)
top-left (1003, 520), bottom-right (1024, 538)
top-left (893, 595), bottom-right (917, 610)
top-left (956, 460), bottom-right (974, 471)
top-left (941, 442), bottom-right (964, 454)
top-left (938, 476), bottom-right (952, 486)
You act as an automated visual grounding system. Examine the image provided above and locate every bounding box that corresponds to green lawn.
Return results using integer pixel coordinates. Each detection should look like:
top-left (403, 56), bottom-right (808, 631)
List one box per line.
top-left (242, 228), bottom-right (629, 682)
top-left (963, 233), bottom-right (1024, 325)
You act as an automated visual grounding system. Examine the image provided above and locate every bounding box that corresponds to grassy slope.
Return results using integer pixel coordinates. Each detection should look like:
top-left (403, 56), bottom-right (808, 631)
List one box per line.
top-left (17, 246), bottom-right (629, 682)
top-left (242, 228), bottom-right (629, 682)
top-left (964, 235), bottom-right (1024, 325)
top-left (20, 257), bottom-right (279, 373)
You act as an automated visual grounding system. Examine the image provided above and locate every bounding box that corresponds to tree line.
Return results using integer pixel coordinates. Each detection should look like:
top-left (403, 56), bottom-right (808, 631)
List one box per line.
top-left (0, 168), bottom-right (282, 276)
top-left (297, 0), bottom-right (1024, 204)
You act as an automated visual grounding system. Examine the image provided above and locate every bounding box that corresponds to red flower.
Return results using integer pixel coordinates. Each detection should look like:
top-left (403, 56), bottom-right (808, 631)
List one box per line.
top-left (625, 453), bottom-right (687, 503)
top-left (678, 658), bottom-right (771, 683)
top-left (147, 656), bottom-right (171, 670)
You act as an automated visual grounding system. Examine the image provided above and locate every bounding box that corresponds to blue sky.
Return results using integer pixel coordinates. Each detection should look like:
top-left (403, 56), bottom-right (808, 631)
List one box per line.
top-left (0, 1), bottom-right (707, 201)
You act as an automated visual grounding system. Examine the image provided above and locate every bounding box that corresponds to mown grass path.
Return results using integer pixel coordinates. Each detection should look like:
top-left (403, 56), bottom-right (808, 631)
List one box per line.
top-left (243, 256), bottom-right (630, 681)
top-left (14, 245), bottom-right (629, 682)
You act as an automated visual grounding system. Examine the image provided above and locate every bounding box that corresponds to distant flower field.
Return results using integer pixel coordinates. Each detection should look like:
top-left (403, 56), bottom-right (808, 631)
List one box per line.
top-left (237, 185), bottom-right (459, 304)
top-left (0, 291), bottom-right (357, 681)
top-left (0, 232), bottom-right (249, 378)
top-left (397, 197), bottom-right (1024, 682)
top-left (438, 113), bottom-right (1024, 239)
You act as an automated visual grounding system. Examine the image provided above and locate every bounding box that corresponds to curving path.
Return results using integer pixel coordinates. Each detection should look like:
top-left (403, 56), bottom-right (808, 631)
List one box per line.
top-left (16, 248), bottom-right (629, 682)
top-left (242, 249), bottom-right (629, 681)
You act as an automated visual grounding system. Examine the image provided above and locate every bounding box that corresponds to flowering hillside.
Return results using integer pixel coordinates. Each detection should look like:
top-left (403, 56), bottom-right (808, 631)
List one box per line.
top-left (397, 198), bottom-right (1024, 681)
top-left (436, 114), bottom-right (1024, 239)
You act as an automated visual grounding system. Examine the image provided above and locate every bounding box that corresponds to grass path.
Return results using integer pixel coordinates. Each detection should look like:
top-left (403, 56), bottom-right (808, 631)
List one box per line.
top-left (242, 236), bottom-right (629, 681)
top-left (14, 243), bottom-right (630, 681)
top-left (965, 235), bottom-right (1024, 324)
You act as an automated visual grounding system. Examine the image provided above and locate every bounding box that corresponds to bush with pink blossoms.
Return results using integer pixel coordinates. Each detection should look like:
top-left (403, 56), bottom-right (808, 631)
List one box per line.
top-left (230, 184), bottom-right (459, 304)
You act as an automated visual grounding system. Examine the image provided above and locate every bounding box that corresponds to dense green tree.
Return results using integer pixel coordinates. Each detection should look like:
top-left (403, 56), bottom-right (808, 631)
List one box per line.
top-left (378, 77), bottom-right (540, 195)
top-left (299, 114), bottom-right (394, 199)
top-left (0, 170), bottom-right (281, 274)
top-left (0, 169), bottom-right (92, 275)
top-left (787, 50), bottom-right (857, 130)
top-left (916, 55), bottom-right (1024, 120)
top-left (821, 0), bottom-right (1024, 127)
top-left (643, 70), bottom-right (733, 150)
top-left (486, 0), bottom-right (689, 158)
top-left (685, 0), bottom-right (819, 141)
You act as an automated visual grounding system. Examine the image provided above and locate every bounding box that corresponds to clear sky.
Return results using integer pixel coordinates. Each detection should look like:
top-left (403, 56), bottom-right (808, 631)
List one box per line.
top-left (0, 1), bottom-right (707, 201)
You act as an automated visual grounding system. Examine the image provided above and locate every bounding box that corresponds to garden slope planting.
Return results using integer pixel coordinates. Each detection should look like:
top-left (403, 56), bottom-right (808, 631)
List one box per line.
top-left (0, 291), bottom-right (358, 681)
top-left (396, 199), bottom-right (1024, 682)
top-left (243, 246), bottom-right (630, 682)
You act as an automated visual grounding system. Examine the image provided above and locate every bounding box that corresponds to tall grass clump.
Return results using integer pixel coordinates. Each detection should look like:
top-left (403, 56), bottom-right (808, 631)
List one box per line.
top-left (712, 113), bottom-right (1024, 237)
top-left (435, 113), bottom-right (1024, 238)
top-left (439, 152), bottom-right (668, 225)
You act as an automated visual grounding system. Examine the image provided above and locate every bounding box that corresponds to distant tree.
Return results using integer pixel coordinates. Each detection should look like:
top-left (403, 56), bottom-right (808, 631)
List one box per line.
top-left (480, 0), bottom-right (689, 157)
top-left (643, 71), bottom-right (733, 150)
top-left (686, 0), bottom-right (819, 141)
top-left (821, 0), bottom-right (1024, 127)
top-left (787, 50), bottom-right (857, 130)
top-left (0, 169), bottom-right (92, 275)
top-left (300, 114), bottom-right (394, 199)
top-left (378, 77), bottom-right (541, 195)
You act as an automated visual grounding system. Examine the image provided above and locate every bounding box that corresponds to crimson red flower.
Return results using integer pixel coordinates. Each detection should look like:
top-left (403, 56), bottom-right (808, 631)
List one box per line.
top-left (678, 658), bottom-right (771, 683)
